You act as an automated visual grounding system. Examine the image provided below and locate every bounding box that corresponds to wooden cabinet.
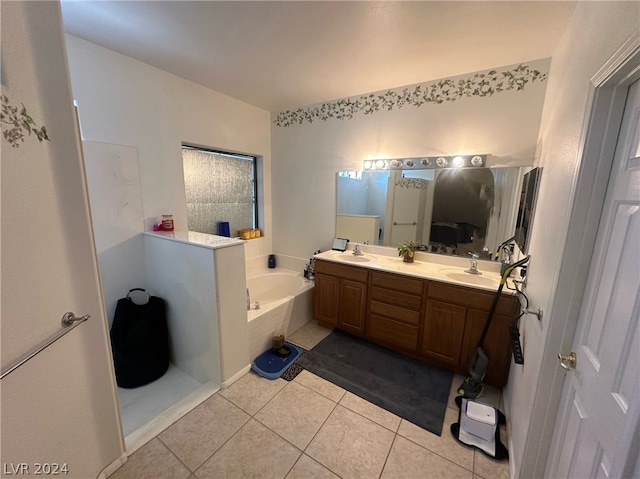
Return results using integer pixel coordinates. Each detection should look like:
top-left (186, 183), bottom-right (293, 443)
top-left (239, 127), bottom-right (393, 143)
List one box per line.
top-left (314, 273), bottom-right (339, 326)
top-left (314, 260), bottom-right (368, 334)
top-left (338, 279), bottom-right (367, 334)
top-left (427, 281), bottom-right (519, 387)
top-left (460, 309), bottom-right (513, 387)
top-left (421, 300), bottom-right (466, 367)
top-left (313, 259), bottom-right (520, 387)
top-left (367, 271), bottom-right (427, 352)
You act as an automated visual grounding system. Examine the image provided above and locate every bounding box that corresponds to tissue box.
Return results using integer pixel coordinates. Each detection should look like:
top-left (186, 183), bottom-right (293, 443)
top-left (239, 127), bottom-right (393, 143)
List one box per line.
top-left (461, 400), bottom-right (496, 441)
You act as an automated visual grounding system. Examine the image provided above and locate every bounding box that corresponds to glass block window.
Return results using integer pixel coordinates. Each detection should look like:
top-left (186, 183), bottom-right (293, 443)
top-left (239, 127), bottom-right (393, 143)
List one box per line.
top-left (182, 145), bottom-right (258, 236)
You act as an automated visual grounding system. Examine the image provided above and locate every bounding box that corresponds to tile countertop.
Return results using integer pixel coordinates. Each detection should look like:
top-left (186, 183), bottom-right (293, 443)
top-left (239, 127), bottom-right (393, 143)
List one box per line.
top-left (143, 230), bottom-right (245, 250)
top-left (314, 247), bottom-right (517, 294)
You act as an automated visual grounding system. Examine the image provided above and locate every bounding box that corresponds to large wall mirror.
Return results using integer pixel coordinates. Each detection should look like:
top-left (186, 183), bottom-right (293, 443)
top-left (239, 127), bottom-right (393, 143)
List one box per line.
top-left (336, 166), bottom-right (532, 260)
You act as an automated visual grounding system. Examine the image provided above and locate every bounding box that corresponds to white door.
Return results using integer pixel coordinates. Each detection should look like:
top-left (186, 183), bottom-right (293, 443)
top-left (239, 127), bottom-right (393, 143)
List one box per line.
top-left (388, 178), bottom-right (424, 246)
top-left (0, 2), bottom-right (124, 478)
top-left (546, 79), bottom-right (640, 477)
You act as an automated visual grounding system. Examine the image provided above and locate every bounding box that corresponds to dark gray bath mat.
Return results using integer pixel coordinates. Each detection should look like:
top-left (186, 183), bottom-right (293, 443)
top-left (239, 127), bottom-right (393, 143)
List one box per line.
top-left (296, 329), bottom-right (453, 436)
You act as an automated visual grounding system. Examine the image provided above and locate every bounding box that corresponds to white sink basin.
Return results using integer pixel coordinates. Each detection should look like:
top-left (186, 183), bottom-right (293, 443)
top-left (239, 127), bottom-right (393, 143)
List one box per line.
top-left (439, 269), bottom-right (501, 288)
top-left (328, 251), bottom-right (376, 263)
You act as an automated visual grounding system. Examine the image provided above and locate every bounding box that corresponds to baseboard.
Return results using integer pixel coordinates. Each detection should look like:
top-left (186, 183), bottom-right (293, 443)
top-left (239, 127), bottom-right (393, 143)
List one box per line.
top-left (97, 451), bottom-right (127, 479)
top-left (222, 364), bottom-right (251, 388)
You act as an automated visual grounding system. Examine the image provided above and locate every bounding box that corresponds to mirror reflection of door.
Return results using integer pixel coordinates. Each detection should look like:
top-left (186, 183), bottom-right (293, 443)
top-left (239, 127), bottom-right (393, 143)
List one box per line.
top-left (384, 172), bottom-right (430, 246)
top-left (430, 169), bottom-right (495, 255)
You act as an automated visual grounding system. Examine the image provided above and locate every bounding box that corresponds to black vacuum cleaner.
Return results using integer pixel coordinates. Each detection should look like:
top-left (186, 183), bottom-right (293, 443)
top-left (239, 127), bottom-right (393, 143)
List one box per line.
top-left (457, 254), bottom-right (530, 399)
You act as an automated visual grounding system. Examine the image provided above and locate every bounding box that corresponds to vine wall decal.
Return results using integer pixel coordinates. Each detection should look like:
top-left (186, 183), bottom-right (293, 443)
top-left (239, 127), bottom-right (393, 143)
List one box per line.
top-left (1, 94), bottom-right (50, 148)
top-left (274, 64), bottom-right (547, 127)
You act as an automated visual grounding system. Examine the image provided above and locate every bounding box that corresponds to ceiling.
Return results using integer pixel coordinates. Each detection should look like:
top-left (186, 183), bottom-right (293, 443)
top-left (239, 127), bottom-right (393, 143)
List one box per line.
top-left (60, 1), bottom-right (578, 112)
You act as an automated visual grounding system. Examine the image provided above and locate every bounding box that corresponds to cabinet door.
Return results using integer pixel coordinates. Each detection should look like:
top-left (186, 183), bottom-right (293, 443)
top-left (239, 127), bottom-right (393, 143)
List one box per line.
top-left (461, 309), bottom-right (512, 387)
top-left (338, 279), bottom-right (367, 335)
top-left (314, 273), bottom-right (339, 327)
top-left (421, 300), bottom-right (466, 367)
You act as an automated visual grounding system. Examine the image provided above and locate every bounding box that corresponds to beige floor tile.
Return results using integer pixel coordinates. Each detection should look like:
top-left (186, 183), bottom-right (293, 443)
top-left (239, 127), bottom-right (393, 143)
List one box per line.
top-left (293, 370), bottom-right (346, 402)
top-left (195, 419), bottom-right (301, 479)
top-left (287, 321), bottom-right (332, 350)
top-left (219, 370), bottom-right (287, 415)
top-left (255, 381), bottom-right (337, 449)
top-left (306, 405), bottom-right (395, 479)
top-left (474, 450), bottom-right (510, 479)
top-left (285, 454), bottom-right (340, 479)
top-left (397, 407), bottom-right (474, 471)
top-left (339, 392), bottom-right (401, 432)
top-left (109, 438), bottom-right (190, 479)
top-left (158, 393), bottom-right (250, 471)
top-left (381, 435), bottom-right (473, 479)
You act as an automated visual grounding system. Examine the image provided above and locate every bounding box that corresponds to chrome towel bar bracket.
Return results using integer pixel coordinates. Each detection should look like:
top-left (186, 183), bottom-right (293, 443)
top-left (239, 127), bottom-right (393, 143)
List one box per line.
top-left (0, 311), bottom-right (91, 380)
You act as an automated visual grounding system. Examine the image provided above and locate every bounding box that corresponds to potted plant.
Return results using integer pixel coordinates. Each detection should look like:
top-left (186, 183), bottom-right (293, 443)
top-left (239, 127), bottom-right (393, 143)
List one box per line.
top-left (397, 240), bottom-right (418, 263)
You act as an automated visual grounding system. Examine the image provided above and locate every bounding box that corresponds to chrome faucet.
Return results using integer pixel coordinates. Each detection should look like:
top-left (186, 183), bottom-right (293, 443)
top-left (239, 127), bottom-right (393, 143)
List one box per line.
top-left (246, 289), bottom-right (260, 310)
top-left (465, 253), bottom-right (482, 275)
top-left (352, 244), bottom-right (364, 256)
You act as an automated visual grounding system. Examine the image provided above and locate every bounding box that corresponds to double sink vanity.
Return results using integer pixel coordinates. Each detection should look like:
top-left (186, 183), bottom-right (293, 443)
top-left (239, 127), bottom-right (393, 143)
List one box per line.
top-left (313, 249), bottom-right (520, 387)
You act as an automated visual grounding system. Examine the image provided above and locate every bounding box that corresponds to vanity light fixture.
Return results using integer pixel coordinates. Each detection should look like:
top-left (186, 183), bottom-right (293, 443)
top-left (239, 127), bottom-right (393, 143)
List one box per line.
top-left (471, 155), bottom-right (483, 166)
top-left (363, 154), bottom-right (487, 170)
top-left (452, 156), bottom-right (465, 168)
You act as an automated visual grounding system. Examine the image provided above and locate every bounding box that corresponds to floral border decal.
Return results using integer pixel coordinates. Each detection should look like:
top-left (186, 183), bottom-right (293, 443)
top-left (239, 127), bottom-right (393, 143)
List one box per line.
top-left (396, 178), bottom-right (428, 190)
top-left (274, 64), bottom-right (547, 127)
top-left (1, 94), bottom-right (50, 148)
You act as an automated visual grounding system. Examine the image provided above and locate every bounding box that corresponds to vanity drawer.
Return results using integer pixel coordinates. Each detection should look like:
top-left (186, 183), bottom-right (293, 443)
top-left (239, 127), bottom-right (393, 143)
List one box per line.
top-left (371, 271), bottom-right (424, 295)
top-left (369, 300), bottom-right (420, 325)
top-left (315, 259), bottom-right (369, 283)
top-left (428, 281), bottom-right (516, 316)
top-left (368, 314), bottom-right (419, 351)
top-left (370, 286), bottom-right (422, 310)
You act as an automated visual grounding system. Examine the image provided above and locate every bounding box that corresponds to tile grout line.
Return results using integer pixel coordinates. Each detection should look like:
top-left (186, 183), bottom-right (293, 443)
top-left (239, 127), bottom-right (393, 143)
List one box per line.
top-left (154, 435), bottom-right (198, 478)
top-left (172, 394), bottom-right (252, 476)
top-left (378, 431), bottom-right (400, 479)
top-left (293, 371), bottom-right (476, 475)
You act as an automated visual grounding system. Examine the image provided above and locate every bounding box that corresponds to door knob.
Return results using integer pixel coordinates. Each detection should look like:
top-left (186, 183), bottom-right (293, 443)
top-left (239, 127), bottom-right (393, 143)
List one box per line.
top-left (558, 352), bottom-right (577, 370)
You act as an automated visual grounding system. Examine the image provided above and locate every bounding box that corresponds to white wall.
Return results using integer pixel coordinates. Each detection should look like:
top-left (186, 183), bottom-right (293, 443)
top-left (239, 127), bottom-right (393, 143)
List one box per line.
top-left (270, 59), bottom-right (550, 260)
top-left (65, 35), bottom-right (273, 327)
top-left (83, 141), bottom-right (147, 326)
top-left (65, 34), bottom-right (273, 266)
top-left (503, 3), bottom-right (639, 477)
top-left (1, 2), bottom-right (124, 476)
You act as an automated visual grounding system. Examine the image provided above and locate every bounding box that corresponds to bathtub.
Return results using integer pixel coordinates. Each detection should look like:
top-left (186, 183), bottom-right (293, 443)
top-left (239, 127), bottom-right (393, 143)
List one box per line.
top-left (246, 269), bottom-right (314, 360)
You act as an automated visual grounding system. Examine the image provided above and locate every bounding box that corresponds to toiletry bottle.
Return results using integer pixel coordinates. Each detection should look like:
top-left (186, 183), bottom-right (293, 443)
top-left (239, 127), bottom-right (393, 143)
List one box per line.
top-left (161, 215), bottom-right (174, 231)
top-left (268, 254), bottom-right (276, 268)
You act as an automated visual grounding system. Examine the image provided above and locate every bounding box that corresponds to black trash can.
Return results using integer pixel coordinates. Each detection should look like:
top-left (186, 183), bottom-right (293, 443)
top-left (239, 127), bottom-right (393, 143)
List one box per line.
top-left (110, 289), bottom-right (170, 388)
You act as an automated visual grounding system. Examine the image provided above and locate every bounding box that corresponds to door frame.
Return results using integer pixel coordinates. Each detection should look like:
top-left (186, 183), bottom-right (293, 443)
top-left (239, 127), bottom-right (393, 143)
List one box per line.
top-left (521, 35), bottom-right (640, 478)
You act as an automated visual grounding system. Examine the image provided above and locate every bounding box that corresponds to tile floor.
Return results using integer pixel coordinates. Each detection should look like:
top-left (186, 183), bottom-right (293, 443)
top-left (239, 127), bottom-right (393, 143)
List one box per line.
top-left (109, 322), bottom-right (510, 479)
